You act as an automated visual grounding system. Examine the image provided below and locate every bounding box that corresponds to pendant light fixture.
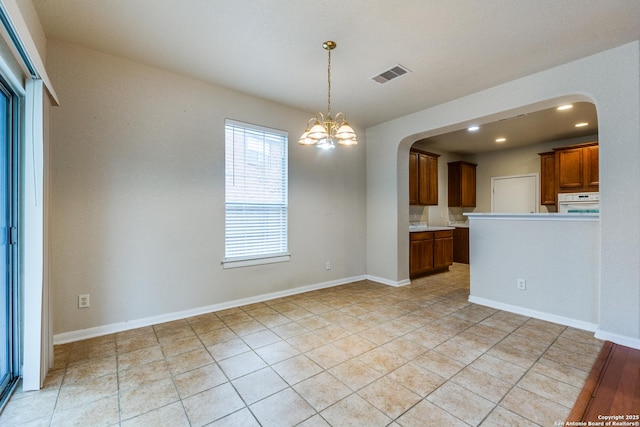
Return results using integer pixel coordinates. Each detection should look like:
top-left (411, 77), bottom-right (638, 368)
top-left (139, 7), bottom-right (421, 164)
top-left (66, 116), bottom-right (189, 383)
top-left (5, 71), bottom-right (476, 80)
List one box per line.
top-left (298, 41), bottom-right (358, 149)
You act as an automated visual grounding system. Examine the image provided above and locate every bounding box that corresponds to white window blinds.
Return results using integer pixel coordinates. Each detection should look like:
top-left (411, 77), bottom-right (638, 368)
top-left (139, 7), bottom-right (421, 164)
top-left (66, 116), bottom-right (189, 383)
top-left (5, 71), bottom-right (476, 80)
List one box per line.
top-left (224, 119), bottom-right (288, 265)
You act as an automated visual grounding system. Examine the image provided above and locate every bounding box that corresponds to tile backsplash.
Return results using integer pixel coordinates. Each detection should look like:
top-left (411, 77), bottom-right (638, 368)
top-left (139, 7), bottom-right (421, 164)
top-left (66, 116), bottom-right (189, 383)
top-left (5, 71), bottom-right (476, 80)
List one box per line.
top-left (409, 206), bottom-right (475, 227)
top-left (409, 206), bottom-right (427, 224)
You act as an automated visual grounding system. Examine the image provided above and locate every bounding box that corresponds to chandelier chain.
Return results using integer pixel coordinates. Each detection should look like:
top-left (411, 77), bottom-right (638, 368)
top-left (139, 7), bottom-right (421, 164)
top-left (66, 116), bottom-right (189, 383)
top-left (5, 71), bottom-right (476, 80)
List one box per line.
top-left (327, 46), bottom-right (331, 117)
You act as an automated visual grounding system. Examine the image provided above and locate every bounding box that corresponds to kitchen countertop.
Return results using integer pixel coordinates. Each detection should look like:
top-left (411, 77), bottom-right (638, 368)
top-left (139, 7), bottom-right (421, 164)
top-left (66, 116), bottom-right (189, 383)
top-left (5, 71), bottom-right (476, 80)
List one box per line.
top-left (409, 225), bottom-right (455, 232)
top-left (448, 222), bottom-right (469, 228)
top-left (465, 212), bottom-right (599, 221)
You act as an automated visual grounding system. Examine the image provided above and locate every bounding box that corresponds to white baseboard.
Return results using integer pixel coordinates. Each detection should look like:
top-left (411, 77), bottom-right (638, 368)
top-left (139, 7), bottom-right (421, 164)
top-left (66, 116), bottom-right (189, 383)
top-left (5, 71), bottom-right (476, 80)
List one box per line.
top-left (594, 329), bottom-right (640, 350)
top-left (468, 295), bottom-right (598, 332)
top-left (54, 275), bottom-right (367, 345)
top-left (365, 275), bottom-right (411, 287)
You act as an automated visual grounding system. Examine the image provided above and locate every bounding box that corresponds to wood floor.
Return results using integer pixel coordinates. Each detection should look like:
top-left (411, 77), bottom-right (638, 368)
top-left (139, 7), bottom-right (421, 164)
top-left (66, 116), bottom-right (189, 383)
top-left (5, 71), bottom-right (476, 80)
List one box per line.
top-left (568, 341), bottom-right (640, 423)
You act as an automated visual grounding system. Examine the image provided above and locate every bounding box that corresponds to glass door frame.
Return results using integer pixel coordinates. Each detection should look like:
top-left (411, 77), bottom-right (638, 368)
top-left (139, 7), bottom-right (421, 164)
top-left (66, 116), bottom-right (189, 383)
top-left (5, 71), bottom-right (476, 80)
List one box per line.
top-left (0, 74), bottom-right (20, 409)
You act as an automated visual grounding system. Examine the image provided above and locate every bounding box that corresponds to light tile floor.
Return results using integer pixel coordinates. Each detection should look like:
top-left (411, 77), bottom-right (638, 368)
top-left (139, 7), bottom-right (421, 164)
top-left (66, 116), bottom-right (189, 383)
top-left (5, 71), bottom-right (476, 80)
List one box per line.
top-left (1, 264), bottom-right (603, 426)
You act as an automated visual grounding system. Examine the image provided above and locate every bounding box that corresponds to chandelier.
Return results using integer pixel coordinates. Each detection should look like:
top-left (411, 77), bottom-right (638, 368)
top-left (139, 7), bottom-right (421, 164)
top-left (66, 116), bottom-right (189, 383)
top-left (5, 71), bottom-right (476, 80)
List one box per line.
top-left (298, 41), bottom-right (358, 149)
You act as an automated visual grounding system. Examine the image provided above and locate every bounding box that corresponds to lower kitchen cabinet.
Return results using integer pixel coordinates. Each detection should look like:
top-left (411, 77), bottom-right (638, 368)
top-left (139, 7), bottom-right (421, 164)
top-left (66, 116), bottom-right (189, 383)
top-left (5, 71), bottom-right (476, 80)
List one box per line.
top-left (410, 232), bottom-right (434, 276)
top-left (410, 229), bottom-right (453, 277)
top-left (453, 227), bottom-right (469, 264)
top-left (434, 231), bottom-right (454, 269)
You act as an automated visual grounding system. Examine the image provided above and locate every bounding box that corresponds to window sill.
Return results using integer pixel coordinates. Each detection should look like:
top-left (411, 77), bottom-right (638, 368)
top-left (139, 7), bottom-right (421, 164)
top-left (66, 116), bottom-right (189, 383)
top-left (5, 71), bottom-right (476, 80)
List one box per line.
top-left (222, 254), bottom-right (290, 269)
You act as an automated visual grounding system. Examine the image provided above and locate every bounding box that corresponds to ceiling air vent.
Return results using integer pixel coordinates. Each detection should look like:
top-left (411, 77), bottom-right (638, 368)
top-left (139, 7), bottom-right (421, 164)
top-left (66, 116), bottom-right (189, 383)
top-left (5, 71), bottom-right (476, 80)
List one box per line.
top-left (371, 64), bottom-right (411, 84)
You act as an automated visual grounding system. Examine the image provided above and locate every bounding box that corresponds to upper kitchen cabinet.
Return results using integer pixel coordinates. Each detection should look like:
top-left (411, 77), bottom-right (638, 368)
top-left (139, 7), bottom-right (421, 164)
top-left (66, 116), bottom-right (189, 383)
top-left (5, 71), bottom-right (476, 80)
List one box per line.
top-left (409, 149), bottom-right (439, 205)
top-left (448, 161), bottom-right (477, 207)
top-left (539, 151), bottom-right (556, 205)
top-left (555, 142), bottom-right (598, 193)
top-left (584, 144), bottom-right (599, 188)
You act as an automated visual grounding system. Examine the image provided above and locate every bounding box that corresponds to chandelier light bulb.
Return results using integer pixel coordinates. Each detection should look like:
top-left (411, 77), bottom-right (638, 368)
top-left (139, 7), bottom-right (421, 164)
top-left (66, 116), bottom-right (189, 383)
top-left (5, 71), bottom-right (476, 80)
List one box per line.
top-left (308, 121), bottom-right (329, 140)
top-left (298, 128), bottom-right (316, 145)
top-left (335, 122), bottom-right (356, 139)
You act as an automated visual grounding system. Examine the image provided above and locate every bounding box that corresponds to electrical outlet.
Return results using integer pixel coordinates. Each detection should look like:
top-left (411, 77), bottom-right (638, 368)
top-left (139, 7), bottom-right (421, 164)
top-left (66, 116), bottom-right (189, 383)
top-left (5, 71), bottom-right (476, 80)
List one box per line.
top-left (78, 294), bottom-right (90, 308)
top-left (325, 261), bottom-right (331, 270)
top-left (516, 279), bottom-right (526, 290)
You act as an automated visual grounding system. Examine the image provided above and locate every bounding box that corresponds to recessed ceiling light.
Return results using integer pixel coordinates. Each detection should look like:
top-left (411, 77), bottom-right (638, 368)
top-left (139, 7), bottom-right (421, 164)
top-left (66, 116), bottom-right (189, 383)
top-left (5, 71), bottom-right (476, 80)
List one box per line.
top-left (575, 122), bottom-right (589, 127)
top-left (557, 104), bottom-right (573, 111)
top-left (468, 125), bottom-right (480, 132)
top-left (495, 137), bottom-right (506, 143)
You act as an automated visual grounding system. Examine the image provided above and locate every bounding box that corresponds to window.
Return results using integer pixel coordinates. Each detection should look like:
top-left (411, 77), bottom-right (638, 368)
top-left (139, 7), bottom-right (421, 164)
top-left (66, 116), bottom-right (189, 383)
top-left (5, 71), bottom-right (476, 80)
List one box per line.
top-left (224, 119), bottom-right (289, 268)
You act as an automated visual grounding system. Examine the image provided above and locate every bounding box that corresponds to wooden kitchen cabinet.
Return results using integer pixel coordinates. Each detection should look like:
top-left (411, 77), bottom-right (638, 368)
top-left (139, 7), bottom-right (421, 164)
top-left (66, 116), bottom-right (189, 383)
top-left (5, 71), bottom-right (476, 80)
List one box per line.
top-left (584, 144), bottom-right (599, 188)
top-left (556, 146), bottom-right (583, 189)
top-left (409, 149), bottom-right (439, 205)
top-left (540, 142), bottom-right (598, 208)
top-left (448, 161), bottom-right (477, 207)
top-left (453, 227), bottom-right (469, 264)
top-left (410, 229), bottom-right (453, 277)
top-left (539, 151), bottom-right (556, 205)
top-left (555, 142), bottom-right (598, 193)
top-left (409, 151), bottom-right (419, 204)
top-left (410, 232), bottom-right (434, 276)
top-left (434, 230), bottom-right (454, 269)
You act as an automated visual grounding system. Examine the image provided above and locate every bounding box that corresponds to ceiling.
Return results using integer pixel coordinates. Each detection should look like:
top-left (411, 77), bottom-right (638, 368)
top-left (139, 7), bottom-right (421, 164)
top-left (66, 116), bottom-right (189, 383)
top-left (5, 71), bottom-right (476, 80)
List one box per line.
top-left (31, 0), bottom-right (639, 144)
top-left (417, 101), bottom-right (598, 155)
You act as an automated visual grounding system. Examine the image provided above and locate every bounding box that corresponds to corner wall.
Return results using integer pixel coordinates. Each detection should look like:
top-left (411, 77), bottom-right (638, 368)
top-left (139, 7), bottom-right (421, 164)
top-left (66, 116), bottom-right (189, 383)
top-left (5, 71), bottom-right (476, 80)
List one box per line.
top-left (366, 41), bottom-right (640, 347)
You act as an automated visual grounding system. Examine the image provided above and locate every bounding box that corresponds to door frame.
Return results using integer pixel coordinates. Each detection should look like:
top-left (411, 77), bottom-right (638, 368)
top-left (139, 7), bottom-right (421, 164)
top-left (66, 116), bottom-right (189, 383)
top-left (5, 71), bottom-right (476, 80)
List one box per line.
top-left (0, 73), bottom-right (20, 409)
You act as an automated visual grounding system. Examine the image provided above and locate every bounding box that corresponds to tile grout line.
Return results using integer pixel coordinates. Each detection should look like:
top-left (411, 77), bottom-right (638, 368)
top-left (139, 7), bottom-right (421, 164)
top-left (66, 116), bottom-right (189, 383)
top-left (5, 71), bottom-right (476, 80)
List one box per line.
top-left (173, 319), bottom-right (201, 427)
top-left (384, 296), bottom-right (504, 426)
top-left (46, 345), bottom-right (70, 427)
top-left (474, 324), bottom-right (578, 427)
top-left (2, 265), bottom-right (604, 427)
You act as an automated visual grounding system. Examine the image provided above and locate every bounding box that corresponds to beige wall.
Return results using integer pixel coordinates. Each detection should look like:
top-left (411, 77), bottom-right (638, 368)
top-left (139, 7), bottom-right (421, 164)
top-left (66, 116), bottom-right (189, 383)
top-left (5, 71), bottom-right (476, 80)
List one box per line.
top-left (47, 40), bottom-right (366, 337)
top-left (366, 42), bottom-right (640, 347)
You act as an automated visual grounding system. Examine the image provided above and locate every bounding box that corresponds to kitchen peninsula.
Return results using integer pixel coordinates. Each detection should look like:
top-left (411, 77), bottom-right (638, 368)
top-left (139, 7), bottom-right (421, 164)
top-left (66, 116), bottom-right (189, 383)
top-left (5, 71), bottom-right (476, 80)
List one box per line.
top-left (466, 213), bottom-right (599, 331)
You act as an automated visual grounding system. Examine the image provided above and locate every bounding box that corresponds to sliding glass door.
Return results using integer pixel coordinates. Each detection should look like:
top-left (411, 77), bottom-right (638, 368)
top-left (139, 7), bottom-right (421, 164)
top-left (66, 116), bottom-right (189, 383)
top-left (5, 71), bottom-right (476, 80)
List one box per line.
top-left (0, 78), bottom-right (17, 406)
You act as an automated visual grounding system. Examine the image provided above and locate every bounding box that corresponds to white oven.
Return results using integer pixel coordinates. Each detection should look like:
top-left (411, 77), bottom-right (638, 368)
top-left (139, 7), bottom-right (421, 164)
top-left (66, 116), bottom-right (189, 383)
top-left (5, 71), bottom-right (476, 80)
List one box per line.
top-left (558, 192), bottom-right (599, 214)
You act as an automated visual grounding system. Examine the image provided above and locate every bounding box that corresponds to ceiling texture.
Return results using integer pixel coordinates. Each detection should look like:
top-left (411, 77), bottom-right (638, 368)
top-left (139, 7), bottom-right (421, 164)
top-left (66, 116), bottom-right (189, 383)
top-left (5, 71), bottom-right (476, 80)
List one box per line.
top-left (418, 101), bottom-right (598, 155)
top-left (31, 0), bottom-right (640, 151)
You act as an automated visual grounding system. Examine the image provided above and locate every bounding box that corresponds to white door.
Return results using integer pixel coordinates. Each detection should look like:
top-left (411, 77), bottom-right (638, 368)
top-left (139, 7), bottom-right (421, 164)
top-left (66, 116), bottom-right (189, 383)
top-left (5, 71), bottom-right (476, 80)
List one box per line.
top-left (491, 174), bottom-right (539, 213)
